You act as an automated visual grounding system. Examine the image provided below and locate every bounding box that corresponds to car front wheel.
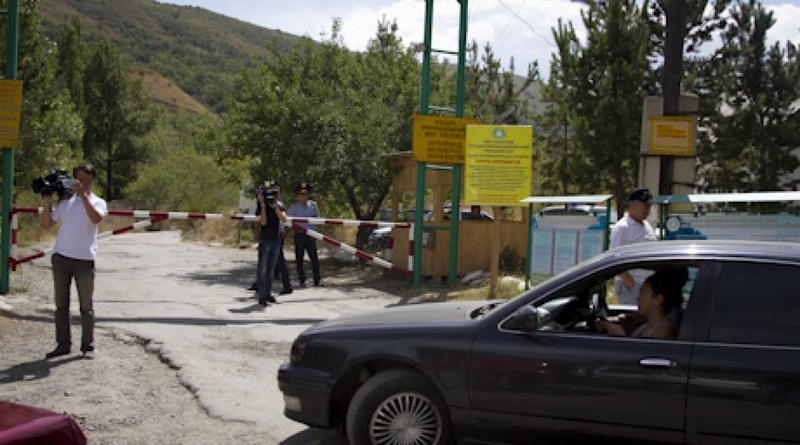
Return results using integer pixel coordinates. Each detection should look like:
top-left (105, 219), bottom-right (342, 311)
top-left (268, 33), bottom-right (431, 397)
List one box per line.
top-left (346, 369), bottom-right (453, 445)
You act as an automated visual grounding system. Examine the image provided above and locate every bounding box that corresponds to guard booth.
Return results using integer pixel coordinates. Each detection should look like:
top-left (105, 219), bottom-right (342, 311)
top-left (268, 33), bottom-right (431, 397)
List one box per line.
top-left (386, 152), bottom-right (529, 280)
top-left (521, 195), bottom-right (614, 289)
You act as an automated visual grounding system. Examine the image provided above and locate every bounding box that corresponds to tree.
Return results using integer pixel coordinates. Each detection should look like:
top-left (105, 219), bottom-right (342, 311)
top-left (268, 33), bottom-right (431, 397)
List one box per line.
top-left (695, 0), bottom-right (800, 194)
top-left (224, 19), bottom-right (420, 246)
top-left (82, 39), bottom-right (158, 200)
top-left (0, 0), bottom-right (83, 194)
top-left (534, 19), bottom-right (593, 196)
top-left (125, 146), bottom-right (238, 213)
top-left (464, 41), bottom-right (539, 124)
top-left (543, 0), bottom-right (652, 212)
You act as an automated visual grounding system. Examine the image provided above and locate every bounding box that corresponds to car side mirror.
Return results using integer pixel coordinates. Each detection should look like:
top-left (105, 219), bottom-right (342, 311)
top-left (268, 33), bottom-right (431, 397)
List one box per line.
top-left (513, 305), bottom-right (540, 332)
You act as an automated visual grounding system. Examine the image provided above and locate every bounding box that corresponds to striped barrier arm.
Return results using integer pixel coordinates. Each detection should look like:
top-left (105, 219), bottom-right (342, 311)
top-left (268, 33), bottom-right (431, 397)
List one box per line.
top-left (291, 224), bottom-right (412, 279)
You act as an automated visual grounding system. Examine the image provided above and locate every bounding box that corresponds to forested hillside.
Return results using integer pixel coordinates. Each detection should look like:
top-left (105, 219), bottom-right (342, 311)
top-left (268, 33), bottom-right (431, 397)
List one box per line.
top-left (38, 0), bottom-right (302, 113)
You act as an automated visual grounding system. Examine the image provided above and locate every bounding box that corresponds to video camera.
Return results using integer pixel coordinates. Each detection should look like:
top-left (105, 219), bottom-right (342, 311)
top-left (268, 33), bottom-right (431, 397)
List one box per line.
top-left (32, 167), bottom-right (74, 200)
top-left (256, 181), bottom-right (279, 204)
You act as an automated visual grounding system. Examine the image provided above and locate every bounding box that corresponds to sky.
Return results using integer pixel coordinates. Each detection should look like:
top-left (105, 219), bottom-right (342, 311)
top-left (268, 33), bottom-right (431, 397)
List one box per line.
top-left (158, 0), bottom-right (800, 76)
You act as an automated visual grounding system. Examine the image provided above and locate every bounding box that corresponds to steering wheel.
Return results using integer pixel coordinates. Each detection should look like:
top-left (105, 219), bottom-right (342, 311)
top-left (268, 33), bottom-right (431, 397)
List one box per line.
top-left (587, 285), bottom-right (609, 331)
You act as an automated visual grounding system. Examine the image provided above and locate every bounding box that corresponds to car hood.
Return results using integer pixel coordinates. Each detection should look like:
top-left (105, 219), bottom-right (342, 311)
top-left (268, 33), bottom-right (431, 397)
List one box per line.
top-left (307, 300), bottom-right (494, 333)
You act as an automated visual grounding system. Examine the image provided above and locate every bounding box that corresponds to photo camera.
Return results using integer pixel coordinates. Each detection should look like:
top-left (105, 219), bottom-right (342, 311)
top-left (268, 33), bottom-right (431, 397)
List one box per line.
top-left (32, 167), bottom-right (74, 200)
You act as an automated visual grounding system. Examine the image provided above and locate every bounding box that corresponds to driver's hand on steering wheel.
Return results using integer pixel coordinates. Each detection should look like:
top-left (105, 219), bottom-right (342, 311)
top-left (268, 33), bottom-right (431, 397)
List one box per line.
top-left (596, 319), bottom-right (626, 336)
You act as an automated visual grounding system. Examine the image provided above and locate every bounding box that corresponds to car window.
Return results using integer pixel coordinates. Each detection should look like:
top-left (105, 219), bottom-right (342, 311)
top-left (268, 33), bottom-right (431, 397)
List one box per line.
top-left (508, 264), bottom-right (698, 340)
top-left (708, 262), bottom-right (800, 347)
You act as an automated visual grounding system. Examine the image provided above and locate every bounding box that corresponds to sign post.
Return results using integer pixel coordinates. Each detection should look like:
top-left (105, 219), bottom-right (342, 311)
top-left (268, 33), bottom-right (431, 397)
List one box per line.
top-left (1, 0), bottom-right (20, 294)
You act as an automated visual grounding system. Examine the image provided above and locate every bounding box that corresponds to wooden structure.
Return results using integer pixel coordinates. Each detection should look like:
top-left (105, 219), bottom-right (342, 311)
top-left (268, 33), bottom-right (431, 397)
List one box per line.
top-left (387, 152), bottom-right (528, 280)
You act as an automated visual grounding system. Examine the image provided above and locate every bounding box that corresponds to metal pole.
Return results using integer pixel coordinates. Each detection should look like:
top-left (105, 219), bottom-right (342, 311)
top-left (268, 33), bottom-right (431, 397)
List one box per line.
top-left (413, 0), bottom-right (435, 287)
top-left (447, 0), bottom-right (468, 286)
top-left (1, 0), bottom-right (20, 294)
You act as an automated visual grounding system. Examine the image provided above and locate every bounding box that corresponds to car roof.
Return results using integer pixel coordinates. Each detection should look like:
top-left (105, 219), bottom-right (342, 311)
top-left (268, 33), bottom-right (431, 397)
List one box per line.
top-left (605, 240), bottom-right (800, 263)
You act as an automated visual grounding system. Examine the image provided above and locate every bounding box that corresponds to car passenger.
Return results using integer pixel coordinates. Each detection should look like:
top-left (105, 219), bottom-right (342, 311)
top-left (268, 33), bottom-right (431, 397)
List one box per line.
top-left (597, 272), bottom-right (682, 339)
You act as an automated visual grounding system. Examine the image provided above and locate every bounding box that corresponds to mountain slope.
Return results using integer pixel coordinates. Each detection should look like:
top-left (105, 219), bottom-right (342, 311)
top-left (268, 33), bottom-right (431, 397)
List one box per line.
top-left (39, 0), bottom-right (302, 114)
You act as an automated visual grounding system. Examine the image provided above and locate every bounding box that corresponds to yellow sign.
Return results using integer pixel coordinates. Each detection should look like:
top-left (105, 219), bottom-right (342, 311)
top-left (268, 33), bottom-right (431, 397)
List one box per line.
top-left (648, 116), bottom-right (695, 157)
top-left (412, 114), bottom-right (480, 164)
top-left (465, 125), bottom-right (533, 206)
top-left (0, 80), bottom-right (22, 148)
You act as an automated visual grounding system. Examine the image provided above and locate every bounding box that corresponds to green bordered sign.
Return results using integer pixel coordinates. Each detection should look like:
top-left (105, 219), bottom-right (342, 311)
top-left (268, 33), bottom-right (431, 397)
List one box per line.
top-left (465, 125), bottom-right (533, 206)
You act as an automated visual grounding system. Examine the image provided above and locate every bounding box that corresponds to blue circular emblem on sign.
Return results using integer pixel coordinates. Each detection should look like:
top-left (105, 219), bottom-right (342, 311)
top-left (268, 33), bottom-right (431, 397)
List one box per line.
top-left (493, 128), bottom-right (506, 139)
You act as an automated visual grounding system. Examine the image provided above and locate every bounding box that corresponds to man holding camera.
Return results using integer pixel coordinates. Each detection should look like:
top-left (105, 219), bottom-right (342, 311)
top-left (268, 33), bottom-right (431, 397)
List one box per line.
top-left (255, 182), bottom-right (287, 306)
top-left (40, 163), bottom-right (107, 358)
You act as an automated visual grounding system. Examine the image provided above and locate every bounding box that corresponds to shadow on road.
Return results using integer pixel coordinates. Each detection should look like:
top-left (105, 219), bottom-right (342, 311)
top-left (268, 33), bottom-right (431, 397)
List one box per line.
top-left (280, 427), bottom-right (348, 445)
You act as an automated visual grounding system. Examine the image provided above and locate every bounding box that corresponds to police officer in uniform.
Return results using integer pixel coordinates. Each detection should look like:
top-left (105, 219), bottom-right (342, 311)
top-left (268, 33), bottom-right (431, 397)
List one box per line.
top-left (287, 182), bottom-right (322, 287)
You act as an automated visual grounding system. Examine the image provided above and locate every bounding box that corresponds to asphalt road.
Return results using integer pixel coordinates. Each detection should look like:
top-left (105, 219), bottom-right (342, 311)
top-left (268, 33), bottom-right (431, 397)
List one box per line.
top-left (10, 230), bottom-right (403, 444)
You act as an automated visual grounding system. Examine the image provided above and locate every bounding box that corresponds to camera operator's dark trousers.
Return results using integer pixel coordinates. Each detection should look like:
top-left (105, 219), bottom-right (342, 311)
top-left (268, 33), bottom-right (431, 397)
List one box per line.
top-left (52, 253), bottom-right (95, 352)
top-left (294, 232), bottom-right (320, 286)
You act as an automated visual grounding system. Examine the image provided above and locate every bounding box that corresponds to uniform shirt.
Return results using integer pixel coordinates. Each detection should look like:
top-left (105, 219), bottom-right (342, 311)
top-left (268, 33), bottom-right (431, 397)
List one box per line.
top-left (51, 193), bottom-right (107, 261)
top-left (610, 214), bottom-right (657, 248)
top-left (610, 214), bottom-right (657, 304)
top-left (287, 201), bottom-right (318, 231)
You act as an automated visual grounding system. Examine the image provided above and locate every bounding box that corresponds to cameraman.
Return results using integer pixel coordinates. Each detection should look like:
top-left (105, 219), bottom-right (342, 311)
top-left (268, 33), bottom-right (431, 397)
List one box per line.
top-left (255, 186), bottom-right (287, 306)
top-left (41, 163), bottom-right (107, 358)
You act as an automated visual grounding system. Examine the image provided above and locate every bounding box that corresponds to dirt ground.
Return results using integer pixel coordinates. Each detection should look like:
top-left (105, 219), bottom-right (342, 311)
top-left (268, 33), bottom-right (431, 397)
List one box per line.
top-left (0, 235), bottom-right (471, 445)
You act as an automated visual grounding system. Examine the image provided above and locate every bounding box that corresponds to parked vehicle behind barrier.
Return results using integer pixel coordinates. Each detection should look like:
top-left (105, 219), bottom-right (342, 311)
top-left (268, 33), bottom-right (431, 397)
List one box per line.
top-left (278, 240), bottom-right (800, 444)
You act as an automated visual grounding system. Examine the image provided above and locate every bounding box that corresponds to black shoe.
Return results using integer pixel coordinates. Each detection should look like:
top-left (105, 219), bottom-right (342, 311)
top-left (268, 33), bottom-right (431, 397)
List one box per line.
top-left (46, 345), bottom-right (70, 358)
top-left (258, 298), bottom-right (270, 306)
top-left (279, 288), bottom-right (293, 295)
top-left (265, 295), bottom-right (277, 303)
top-left (299, 281), bottom-right (306, 288)
top-left (81, 346), bottom-right (94, 359)
top-left (248, 282), bottom-right (257, 291)
top-left (314, 282), bottom-right (324, 287)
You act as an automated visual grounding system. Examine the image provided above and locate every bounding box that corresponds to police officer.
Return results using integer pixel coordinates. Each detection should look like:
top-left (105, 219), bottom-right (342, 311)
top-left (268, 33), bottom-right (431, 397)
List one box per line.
top-left (287, 182), bottom-right (322, 287)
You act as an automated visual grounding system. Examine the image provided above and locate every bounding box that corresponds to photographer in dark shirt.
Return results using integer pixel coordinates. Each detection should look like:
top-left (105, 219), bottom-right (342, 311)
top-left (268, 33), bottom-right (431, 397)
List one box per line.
top-left (255, 184), bottom-right (287, 306)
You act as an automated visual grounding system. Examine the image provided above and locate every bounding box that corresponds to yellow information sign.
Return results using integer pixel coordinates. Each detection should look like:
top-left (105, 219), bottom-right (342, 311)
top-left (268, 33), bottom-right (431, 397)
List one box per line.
top-left (412, 114), bottom-right (480, 164)
top-left (648, 115), bottom-right (695, 157)
top-left (0, 80), bottom-right (23, 149)
top-left (465, 125), bottom-right (533, 206)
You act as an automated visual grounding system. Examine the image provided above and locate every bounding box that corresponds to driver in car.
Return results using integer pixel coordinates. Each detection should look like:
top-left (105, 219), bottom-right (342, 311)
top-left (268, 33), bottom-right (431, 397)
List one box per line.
top-left (596, 272), bottom-right (682, 339)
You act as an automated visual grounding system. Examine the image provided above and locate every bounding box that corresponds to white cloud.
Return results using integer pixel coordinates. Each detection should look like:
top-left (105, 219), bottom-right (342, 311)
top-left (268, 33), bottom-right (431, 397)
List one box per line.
top-left (161, 0), bottom-right (799, 76)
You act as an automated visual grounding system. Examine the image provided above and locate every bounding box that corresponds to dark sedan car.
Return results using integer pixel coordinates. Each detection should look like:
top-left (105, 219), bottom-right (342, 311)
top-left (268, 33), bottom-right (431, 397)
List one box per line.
top-left (278, 241), bottom-right (800, 445)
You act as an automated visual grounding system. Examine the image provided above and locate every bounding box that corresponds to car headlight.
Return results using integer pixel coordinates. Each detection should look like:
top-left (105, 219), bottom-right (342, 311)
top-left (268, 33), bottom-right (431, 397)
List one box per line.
top-left (290, 340), bottom-right (307, 364)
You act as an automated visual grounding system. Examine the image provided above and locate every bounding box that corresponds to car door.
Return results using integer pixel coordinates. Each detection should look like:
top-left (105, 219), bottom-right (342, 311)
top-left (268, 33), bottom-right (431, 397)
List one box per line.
top-left (468, 263), bottom-right (706, 444)
top-left (687, 261), bottom-right (800, 444)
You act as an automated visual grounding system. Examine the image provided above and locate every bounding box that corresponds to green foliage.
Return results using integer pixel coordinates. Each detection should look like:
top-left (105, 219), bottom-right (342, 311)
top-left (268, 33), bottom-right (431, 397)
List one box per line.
top-left (224, 19), bottom-right (419, 233)
top-left (82, 39), bottom-right (159, 200)
top-left (38, 0), bottom-right (296, 113)
top-left (499, 246), bottom-right (525, 274)
top-left (695, 0), bottom-right (800, 194)
top-left (464, 41), bottom-right (539, 124)
top-left (0, 0), bottom-right (84, 189)
top-left (538, 0), bottom-right (652, 210)
top-left (125, 146), bottom-right (238, 213)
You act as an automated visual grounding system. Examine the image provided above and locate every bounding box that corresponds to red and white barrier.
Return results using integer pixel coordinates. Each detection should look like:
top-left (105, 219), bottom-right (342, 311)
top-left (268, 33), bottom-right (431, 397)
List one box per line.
top-left (231, 214), bottom-right (411, 229)
top-left (8, 207), bottom-right (218, 270)
top-left (9, 207), bottom-right (414, 279)
top-left (291, 224), bottom-right (412, 279)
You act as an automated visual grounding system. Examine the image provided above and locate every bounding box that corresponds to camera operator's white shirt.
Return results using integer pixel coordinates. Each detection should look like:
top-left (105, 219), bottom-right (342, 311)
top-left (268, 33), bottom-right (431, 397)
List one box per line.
top-left (51, 193), bottom-right (107, 261)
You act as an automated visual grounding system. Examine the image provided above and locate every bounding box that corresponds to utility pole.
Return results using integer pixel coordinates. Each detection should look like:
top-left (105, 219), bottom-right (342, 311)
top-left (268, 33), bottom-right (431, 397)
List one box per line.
top-left (660, 0), bottom-right (687, 195)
